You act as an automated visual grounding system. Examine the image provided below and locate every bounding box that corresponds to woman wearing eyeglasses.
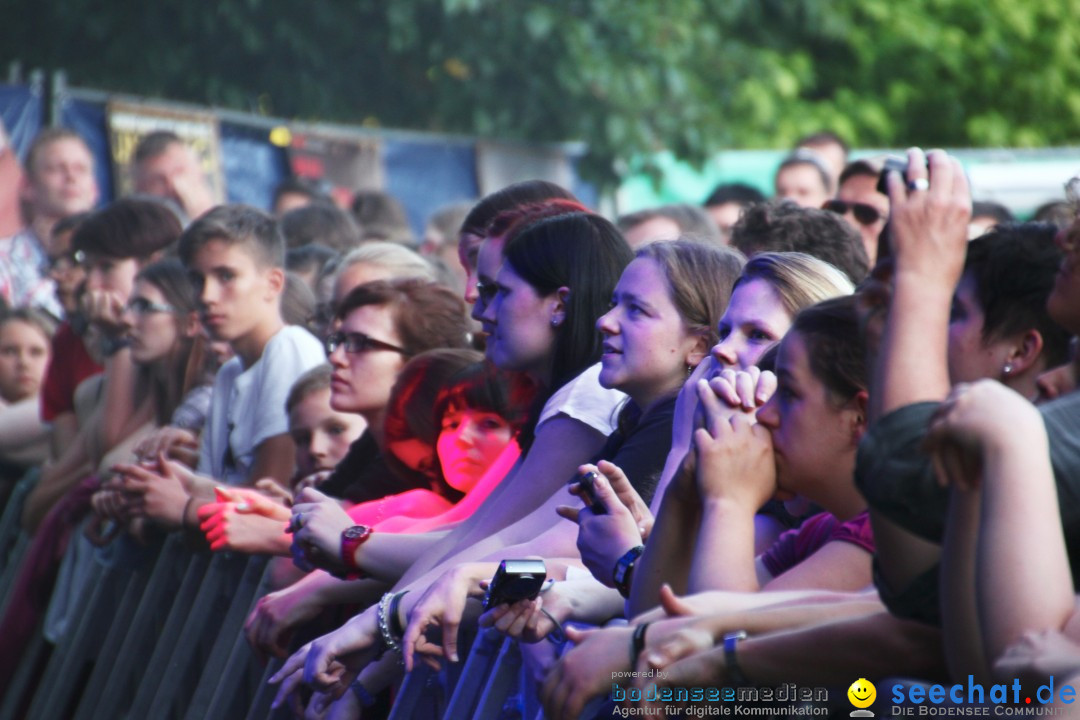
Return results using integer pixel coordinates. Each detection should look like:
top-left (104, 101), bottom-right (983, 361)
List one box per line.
top-left (314, 278), bottom-right (472, 505)
top-left (86, 258), bottom-right (222, 535)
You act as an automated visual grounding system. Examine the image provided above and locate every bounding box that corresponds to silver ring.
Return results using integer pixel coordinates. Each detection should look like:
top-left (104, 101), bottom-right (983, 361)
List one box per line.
top-left (907, 178), bottom-right (930, 191)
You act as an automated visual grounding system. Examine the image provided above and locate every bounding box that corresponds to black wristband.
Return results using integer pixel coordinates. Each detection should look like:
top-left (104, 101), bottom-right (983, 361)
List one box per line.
top-left (630, 622), bottom-right (651, 667)
top-left (613, 545), bottom-right (645, 598)
top-left (389, 590), bottom-right (409, 639)
top-left (724, 630), bottom-right (750, 686)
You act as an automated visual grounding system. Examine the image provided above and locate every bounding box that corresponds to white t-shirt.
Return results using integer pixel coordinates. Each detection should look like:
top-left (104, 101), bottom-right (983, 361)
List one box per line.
top-left (536, 362), bottom-right (626, 437)
top-left (198, 325), bottom-right (326, 485)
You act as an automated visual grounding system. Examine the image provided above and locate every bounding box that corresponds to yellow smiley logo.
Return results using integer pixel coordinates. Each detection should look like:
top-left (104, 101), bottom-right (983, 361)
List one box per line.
top-left (848, 678), bottom-right (876, 709)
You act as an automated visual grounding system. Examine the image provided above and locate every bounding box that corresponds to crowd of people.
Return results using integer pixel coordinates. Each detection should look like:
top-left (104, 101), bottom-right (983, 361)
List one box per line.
top-left (0, 124), bottom-right (1078, 720)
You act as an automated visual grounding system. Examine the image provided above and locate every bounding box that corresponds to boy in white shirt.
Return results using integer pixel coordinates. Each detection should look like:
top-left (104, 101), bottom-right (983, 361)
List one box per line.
top-left (122, 205), bottom-right (324, 529)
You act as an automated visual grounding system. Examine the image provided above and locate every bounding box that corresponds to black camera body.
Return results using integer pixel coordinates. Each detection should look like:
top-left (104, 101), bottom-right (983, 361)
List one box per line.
top-left (876, 155), bottom-right (930, 195)
top-left (483, 559), bottom-right (547, 611)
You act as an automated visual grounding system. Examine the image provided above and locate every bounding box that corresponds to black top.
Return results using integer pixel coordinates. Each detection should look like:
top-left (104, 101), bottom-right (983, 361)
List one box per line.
top-left (856, 394), bottom-right (1080, 626)
top-left (319, 431), bottom-right (428, 505)
top-left (593, 395), bottom-right (677, 507)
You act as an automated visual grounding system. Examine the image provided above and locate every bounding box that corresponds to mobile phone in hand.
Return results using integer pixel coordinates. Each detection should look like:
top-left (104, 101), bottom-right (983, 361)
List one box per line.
top-left (574, 470), bottom-right (608, 515)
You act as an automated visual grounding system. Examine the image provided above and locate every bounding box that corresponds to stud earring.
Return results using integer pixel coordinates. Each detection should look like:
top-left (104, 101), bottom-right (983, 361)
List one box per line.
top-left (551, 318), bottom-right (560, 327)
top-left (1003, 362), bottom-right (1014, 376)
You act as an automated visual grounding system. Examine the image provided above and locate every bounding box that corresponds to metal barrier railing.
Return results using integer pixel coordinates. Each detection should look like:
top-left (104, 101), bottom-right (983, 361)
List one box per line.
top-left (0, 506), bottom-right (584, 720)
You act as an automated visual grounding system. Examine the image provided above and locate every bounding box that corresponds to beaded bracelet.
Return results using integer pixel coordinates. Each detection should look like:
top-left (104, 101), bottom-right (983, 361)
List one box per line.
top-left (377, 592), bottom-right (401, 654)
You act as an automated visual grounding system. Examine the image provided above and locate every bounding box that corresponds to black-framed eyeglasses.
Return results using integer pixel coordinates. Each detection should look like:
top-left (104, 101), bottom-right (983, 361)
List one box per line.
top-left (325, 331), bottom-right (409, 356)
top-left (126, 297), bottom-right (177, 315)
top-left (823, 199), bottom-right (885, 226)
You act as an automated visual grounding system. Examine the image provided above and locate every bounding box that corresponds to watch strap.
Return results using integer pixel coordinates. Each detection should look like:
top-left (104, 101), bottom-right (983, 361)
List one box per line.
top-left (612, 545), bottom-right (645, 598)
top-left (724, 630), bottom-right (750, 686)
top-left (334, 525), bottom-right (372, 580)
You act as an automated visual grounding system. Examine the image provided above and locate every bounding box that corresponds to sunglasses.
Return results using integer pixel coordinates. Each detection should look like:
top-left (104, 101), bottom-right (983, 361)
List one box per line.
top-left (44, 251), bottom-right (82, 273)
top-left (475, 279), bottom-right (498, 306)
top-left (325, 331), bottom-right (409, 356)
top-left (823, 199), bottom-right (885, 226)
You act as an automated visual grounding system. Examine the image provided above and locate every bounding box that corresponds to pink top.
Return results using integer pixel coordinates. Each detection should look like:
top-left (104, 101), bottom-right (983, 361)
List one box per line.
top-left (759, 510), bottom-right (874, 578)
top-left (349, 441), bottom-right (522, 533)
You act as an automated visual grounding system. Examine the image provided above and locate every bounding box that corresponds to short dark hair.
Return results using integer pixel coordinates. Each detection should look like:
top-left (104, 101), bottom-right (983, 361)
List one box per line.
top-left (72, 198), bottom-right (181, 261)
top-left (460, 180), bottom-right (577, 237)
top-left (336, 278), bottom-right (470, 356)
top-left (838, 159), bottom-right (882, 187)
top-left (25, 128), bottom-right (91, 179)
top-left (286, 243), bottom-right (338, 278)
top-left (776, 151), bottom-right (831, 194)
top-left (963, 223), bottom-right (1070, 367)
top-left (795, 130), bottom-right (850, 156)
top-left (971, 200), bottom-right (1015, 227)
top-left (178, 204), bottom-right (285, 268)
top-left (730, 202), bottom-right (870, 284)
top-left (791, 294), bottom-right (867, 404)
top-left (273, 177), bottom-right (332, 208)
top-left (132, 130), bottom-right (184, 166)
top-left (281, 204), bottom-right (362, 252)
top-left (616, 204), bottom-right (723, 245)
top-left (703, 182), bottom-right (766, 208)
top-left (350, 190), bottom-right (413, 245)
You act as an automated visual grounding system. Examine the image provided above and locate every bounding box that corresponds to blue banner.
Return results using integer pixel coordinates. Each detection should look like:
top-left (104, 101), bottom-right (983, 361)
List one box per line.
top-left (221, 122), bottom-right (289, 211)
top-left (58, 96), bottom-right (112, 206)
top-left (383, 140), bottom-right (478, 237)
top-left (0, 83), bottom-right (43, 162)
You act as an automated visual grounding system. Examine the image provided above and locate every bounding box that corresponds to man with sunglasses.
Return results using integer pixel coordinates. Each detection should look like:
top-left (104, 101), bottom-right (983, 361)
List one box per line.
top-left (824, 159), bottom-right (891, 265)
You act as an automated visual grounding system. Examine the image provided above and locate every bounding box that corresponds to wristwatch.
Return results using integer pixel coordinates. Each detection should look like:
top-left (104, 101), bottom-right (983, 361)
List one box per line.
top-left (724, 630), bottom-right (750, 686)
top-left (612, 545), bottom-right (645, 598)
top-left (335, 525), bottom-right (372, 580)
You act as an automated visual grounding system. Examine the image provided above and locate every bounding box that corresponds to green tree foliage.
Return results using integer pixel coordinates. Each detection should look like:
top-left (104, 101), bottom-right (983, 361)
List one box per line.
top-left (4, 0), bottom-right (1079, 186)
